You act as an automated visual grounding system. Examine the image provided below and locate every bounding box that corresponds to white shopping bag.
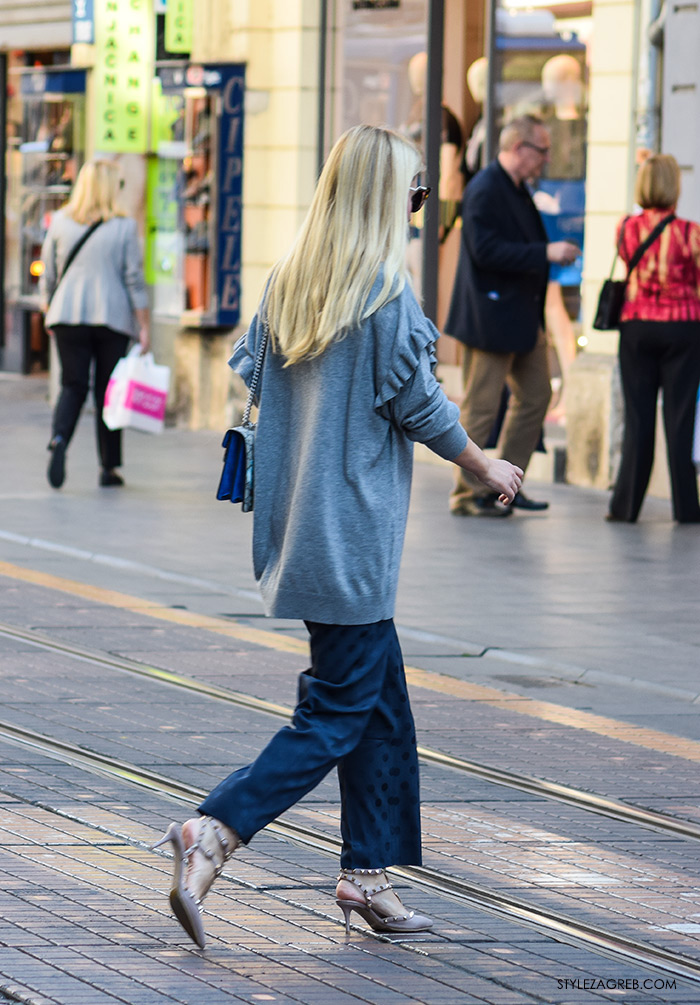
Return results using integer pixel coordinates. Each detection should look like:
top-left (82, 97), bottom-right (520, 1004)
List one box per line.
top-left (694, 385), bottom-right (700, 466)
top-left (103, 345), bottom-right (170, 434)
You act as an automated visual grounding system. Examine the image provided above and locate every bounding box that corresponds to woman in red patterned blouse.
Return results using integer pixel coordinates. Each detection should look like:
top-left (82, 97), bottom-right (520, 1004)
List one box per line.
top-left (608, 154), bottom-right (700, 523)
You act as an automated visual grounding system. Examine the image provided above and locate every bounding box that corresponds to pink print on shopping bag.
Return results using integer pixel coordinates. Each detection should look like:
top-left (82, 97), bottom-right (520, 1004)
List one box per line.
top-left (103, 347), bottom-right (171, 433)
top-left (124, 381), bottom-right (167, 420)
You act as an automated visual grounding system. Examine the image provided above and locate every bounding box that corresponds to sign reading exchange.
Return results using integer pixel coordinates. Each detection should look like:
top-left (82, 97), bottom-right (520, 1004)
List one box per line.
top-left (94, 0), bottom-right (154, 153)
top-left (165, 0), bottom-right (193, 53)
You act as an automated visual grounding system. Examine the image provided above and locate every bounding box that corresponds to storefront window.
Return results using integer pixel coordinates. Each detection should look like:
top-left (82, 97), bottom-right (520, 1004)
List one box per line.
top-left (153, 63), bottom-right (245, 329)
top-left (3, 55), bottom-right (84, 372)
top-left (489, 4), bottom-right (589, 289)
top-left (328, 1), bottom-right (428, 295)
top-left (486, 0), bottom-right (592, 412)
top-left (329, 0), bottom-right (428, 141)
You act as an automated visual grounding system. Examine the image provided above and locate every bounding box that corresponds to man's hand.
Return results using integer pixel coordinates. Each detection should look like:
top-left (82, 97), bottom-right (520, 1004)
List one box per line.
top-left (547, 241), bottom-right (579, 265)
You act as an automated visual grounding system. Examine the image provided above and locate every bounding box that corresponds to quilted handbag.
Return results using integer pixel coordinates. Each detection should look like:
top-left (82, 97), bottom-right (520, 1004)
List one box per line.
top-left (216, 318), bottom-right (269, 512)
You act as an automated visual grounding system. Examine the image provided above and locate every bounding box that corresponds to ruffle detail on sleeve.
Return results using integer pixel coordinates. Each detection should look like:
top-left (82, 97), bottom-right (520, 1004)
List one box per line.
top-left (374, 308), bottom-right (441, 410)
top-left (228, 313), bottom-right (260, 387)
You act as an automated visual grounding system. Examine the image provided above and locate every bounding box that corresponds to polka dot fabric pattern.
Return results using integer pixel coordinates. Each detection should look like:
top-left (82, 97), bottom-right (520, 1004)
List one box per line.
top-left (199, 619), bottom-right (422, 869)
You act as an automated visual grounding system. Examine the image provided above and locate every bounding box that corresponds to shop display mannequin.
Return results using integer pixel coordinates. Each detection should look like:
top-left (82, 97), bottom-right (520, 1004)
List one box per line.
top-left (464, 57), bottom-right (487, 182)
top-left (540, 54), bottom-right (585, 178)
top-left (536, 54), bottom-right (586, 421)
top-left (405, 52), bottom-right (464, 198)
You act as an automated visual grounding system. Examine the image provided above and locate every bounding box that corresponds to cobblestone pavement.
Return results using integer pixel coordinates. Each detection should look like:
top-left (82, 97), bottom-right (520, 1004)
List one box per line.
top-left (1, 376), bottom-right (699, 1003)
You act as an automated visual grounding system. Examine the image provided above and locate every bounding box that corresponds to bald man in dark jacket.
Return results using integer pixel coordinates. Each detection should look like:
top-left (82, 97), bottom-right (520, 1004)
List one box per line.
top-left (445, 115), bottom-right (578, 515)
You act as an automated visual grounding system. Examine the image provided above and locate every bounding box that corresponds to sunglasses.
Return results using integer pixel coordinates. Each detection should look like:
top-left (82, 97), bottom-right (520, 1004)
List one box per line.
top-left (520, 141), bottom-right (550, 157)
top-left (409, 185), bottom-right (431, 214)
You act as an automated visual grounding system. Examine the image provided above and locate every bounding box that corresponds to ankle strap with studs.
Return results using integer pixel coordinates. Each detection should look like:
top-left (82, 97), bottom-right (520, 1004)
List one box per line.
top-left (337, 868), bottom-right (412, 921)
top-left (337, 868), bottom-right (392, 900)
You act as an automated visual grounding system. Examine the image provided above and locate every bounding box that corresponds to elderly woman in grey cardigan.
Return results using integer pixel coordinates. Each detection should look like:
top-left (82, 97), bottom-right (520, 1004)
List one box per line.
top-left (40, 159), bottom-right (149, 489)
top-left (154, 125), bottom-right (522, 949)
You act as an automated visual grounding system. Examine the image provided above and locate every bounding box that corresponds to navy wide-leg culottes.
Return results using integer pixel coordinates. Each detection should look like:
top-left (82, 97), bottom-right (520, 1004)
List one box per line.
top-left (198, 619), bottom-right (422, 868)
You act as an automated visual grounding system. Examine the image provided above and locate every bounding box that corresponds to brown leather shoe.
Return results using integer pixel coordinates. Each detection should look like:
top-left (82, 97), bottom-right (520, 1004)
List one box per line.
top-left (451, 493), bottom-right (512, 517)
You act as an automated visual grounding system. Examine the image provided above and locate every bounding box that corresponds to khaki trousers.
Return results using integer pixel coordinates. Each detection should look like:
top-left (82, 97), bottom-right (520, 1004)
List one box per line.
top-left (452, 331), bottom-right (551, 504)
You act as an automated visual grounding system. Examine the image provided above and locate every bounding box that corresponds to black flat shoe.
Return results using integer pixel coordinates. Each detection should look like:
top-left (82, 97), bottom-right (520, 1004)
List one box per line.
top-left (511, 491), bottom-right (549, 511)
top-left (47, 437), bottom-right (67, 489)
top-left (100, 469), bottom-right (124, 487)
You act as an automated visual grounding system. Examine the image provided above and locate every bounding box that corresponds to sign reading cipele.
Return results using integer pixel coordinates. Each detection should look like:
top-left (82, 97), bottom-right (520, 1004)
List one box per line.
top-left (94, 0), bottom-right (154, 153)
top-left (213, 65), bottom-right (245, 327)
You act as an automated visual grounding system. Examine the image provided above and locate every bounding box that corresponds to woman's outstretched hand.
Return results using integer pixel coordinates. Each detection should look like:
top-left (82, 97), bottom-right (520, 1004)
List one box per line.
top-left (451, 437), bottom-right (523, 504)
top-left (480, 457), bottom-right (523, 505)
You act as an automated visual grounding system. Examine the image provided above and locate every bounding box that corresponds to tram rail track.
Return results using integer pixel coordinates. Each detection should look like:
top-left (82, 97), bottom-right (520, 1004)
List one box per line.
top-left (0, 715), bottom-right (699, 989)
top-left (2, 619), bottom-right (700, 845)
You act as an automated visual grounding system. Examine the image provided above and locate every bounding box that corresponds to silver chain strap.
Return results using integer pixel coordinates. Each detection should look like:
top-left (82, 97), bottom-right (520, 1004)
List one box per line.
top-left (241, 317), bottom-right (269, 428)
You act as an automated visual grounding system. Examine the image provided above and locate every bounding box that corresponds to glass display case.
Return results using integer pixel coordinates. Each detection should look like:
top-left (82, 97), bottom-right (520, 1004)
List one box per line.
top-left (181, 86), bottom-right (216, 320)
top-left (153, 63), bottom-right (244, 329)
top-left (3, 66), bottom-right (85, 372)
top-left (12, 68), bottom-right (86, 303)
top-left (487, 8), bottom-right (589, 295)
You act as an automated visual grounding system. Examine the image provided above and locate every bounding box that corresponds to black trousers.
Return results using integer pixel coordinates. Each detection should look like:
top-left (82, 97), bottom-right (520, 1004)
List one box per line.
top-left (199, 619), bottom-right (422, 869)
top-left (52, 324), bottom-right (129, 471)
top-left (610, 320), bottom-right (700, 523)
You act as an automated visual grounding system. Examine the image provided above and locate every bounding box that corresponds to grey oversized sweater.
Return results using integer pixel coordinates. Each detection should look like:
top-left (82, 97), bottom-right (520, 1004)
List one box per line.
top-left (230, 279), bottom-right (467, 625)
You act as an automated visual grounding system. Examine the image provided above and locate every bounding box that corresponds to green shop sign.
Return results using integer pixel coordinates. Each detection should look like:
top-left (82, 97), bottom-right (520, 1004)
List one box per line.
top-left (94, 0), bottom-right (153, 153)
top-left (165, 0), bottom-right (193, 53)
top-left (145, 156), bottom-right (179, 286)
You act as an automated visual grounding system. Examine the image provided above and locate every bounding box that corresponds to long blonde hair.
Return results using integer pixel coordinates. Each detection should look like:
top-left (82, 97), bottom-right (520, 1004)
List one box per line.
top-left (265, 125), bottom-right (421, 366)
top-left (64, 159), bottom-right (125, 225)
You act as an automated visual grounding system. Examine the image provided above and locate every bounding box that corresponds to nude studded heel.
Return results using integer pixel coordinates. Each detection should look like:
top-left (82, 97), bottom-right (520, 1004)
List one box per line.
top-left (335, 867), bottom-right (433, 935)
top-left (153, 816), bottom-right (240, 948)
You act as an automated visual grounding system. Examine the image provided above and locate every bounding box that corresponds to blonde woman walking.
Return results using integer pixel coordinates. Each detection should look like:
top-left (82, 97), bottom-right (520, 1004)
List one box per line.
top-left (154, 125), bottom-right (522, 948)
top-left (40, 159), bottom-right (149, 489)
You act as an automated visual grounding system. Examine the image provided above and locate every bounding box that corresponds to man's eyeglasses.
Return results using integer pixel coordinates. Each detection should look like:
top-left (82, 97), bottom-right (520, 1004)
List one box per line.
top-left (409, 186), bottom-right (431, 214)
top-left (521, 141), bottom-right (550, 157)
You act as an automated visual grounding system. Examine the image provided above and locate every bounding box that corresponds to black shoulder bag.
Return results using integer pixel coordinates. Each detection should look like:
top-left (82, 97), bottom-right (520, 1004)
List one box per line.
top-left (593, 213), bottom-right (674, 331)
top-left (48, 219), bottom-right (103, 306)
